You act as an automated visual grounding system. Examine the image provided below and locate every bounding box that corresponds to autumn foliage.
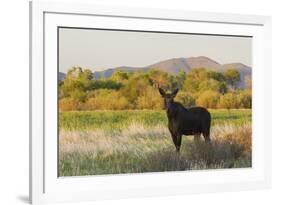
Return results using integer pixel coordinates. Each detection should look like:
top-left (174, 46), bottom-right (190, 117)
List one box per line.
top-left (59, 67), bottom-right (251, 111)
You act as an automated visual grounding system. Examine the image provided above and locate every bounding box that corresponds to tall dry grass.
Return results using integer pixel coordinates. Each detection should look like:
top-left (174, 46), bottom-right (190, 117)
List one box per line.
top-left (59, 122), bottom-right (251, 176)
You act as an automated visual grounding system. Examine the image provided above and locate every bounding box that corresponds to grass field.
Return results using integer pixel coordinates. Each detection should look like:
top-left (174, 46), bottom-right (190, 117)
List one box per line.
top-left (59, 109), bottom-right (252, 176)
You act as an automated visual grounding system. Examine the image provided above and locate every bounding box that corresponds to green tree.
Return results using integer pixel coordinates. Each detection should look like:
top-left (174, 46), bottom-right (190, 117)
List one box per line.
top-left (224, 69), bottom-right (240, 89)
top-left (91, 79), bottom-right (123, 90)
top-left (198, 79), bottom-right (222, 93)
top-left (207, 70), bottom-right (225, 82)
top-left (58, 66), bottom-right (251, 111)
top-left (183, 68), bottom-right (228, 97)
top-left (121, 73), bottom-right (151, 106)
top-left (59, 67), bottom-right (94, 99)
top-left (111, 70), bottom-right (129, 83)
top-left (183, 68), bottom-right (208, 96)
top-left (175, 70), bottom-right (187, 89)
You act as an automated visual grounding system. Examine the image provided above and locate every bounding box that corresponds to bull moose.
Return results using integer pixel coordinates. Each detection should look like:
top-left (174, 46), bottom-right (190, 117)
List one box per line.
top-left (159, 88), bottom-right (211, 152)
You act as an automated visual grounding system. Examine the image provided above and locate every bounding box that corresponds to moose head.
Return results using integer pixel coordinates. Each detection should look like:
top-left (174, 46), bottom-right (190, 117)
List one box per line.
top-left (158, 88), bottom-right (179, 109)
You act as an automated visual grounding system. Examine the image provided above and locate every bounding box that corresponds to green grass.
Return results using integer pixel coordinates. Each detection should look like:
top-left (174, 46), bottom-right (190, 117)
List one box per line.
top-left (59, 109), bottom-right (252, 176)
top-left (59, 109), bottom-right (251, 130)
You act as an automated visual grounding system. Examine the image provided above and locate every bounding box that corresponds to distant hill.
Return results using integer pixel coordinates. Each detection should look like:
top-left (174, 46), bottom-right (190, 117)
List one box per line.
top-left (60, 56), bottom-right (251, 88)
top-left (92, 56), bottom-right (251, 88)
top-left (59, 72), bottom-right (66, 81)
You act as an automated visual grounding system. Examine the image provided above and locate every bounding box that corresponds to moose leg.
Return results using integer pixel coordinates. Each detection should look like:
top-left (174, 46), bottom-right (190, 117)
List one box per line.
top-left (203, 131), bottom-right (212, 166)
top-left (203, 131), bottom-right (211, 143)
top-left (168, 133), bottom-right (181, 169)
top-left (176, 135), bottom-right (182, 152)
top-left (194, 133), bottom-right (200, 144)
top-left (171, 134), bottom-right (177, 150)
top-left (169, 126), bottom-right (178, 151)
top-left (202, 118), bottom-right (211, 143)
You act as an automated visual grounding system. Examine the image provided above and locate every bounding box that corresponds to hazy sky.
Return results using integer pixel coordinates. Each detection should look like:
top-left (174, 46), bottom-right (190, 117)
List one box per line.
top-left (59, 28), bottom-right (252, 73)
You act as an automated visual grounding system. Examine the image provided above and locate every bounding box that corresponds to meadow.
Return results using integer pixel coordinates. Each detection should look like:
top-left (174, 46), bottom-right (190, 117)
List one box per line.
top-left (59, 109), bottom-right (251, 176)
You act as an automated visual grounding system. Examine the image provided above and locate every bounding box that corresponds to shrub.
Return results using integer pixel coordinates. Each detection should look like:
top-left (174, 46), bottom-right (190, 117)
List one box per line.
top-left (198, 79), bottom-right (222, 93)
top-left (136, 87), bottom-right (162, 109)
top-left (91, 79), bottom-right (123, 90)
top-left (70, 89), bottom-right (87, 102)
top-left (223, 125), bottom-right (252, 153)
top-left (59, 67), bottom-right (252, 110)
top-left (196, 90), bottom-right (220, 108)
top-left (83, 89), bottom-right (130, 110)
top-left (218, 92), bottom-right (239, 109)
top-left (238, 90), bottom-right (252, 108)
top-left (59, 98), bottom-right (81, 111)
top-left (175, 91), bottom-right (195, 107)
top-left (121, 73), bottom-right (151, 104)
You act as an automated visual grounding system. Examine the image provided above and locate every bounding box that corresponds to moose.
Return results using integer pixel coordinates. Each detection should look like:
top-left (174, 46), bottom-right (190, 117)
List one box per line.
top-left (159, 88), bottom-right (211, 152)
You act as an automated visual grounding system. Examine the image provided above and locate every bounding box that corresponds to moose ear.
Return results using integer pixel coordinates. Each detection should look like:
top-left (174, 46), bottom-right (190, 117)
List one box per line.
top-left (158, 88), bottom-right (166, 96)
top-left (171, 88), bottom-right (179, 97)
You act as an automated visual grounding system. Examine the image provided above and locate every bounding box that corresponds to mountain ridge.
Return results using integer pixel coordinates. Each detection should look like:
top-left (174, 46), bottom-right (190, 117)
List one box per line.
top-left (59, 56), bottom-right (251, 88)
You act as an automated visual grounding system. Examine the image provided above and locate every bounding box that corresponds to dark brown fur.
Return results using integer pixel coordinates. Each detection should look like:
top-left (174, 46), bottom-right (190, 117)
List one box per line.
top-left (159, 88), bottom-right (211, 152)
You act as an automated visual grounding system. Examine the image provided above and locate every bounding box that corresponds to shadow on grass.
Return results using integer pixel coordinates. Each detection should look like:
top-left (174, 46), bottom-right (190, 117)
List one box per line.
top-left (59, 138), bottom-right (251, 177)
top-left (142, 138), bottom-right (251, 172)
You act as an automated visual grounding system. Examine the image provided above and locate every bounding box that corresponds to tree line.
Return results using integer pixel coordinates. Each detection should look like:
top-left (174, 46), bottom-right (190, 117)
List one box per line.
top-left (59, 66), bottom-right (251, 111)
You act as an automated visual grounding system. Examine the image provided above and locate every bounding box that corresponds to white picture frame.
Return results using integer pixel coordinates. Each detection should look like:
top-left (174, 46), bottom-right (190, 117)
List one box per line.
top-left (29, 1), bottom-right (272, 204)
